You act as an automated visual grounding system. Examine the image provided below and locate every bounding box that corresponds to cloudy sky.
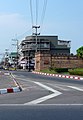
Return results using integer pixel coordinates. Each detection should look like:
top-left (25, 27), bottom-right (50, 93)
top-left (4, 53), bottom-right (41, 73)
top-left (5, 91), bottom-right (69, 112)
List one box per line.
top-left (0, 0), bottom-right (83, 59)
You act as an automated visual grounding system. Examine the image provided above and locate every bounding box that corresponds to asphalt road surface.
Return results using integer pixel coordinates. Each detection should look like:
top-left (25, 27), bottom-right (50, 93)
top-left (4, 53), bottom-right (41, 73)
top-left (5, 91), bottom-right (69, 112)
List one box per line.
top-left (0, 105), bottom-right (83, 120)
top-left (0, 70), bottom-right (83, 120)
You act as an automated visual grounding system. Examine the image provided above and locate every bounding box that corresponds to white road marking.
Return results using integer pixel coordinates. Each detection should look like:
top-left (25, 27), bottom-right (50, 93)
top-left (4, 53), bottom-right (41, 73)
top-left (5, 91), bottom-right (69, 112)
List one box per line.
top-left (24, 82), bottom-right (62, 105)
top-left (68, 86), bottom-right (83, 91)
top-left (24, 93), bottom-right (61, 105)
top-left (34, 82), bottom-right (61, 93)
top-left (0, 104), bottom-right (83, 106)
top-left (47, 83), bottom-right (69, 91)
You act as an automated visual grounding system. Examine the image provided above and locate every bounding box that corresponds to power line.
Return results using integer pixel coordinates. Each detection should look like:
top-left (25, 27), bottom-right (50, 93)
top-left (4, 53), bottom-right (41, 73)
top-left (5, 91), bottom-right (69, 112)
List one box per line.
top-left (29, 0), bottom-right (48, 34)
top-left (30, 0), bottom-right (33, 26)
top-left (36, 0), bottom-right (39, 25)
top-left (40, 0), bottom-right (47, 33)
top-left (16, 28), bottom-right (32, 39)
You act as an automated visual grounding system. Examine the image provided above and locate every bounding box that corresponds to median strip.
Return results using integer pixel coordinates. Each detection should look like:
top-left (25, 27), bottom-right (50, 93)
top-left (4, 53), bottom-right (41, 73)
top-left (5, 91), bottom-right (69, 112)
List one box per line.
top-left (0, 72), bottom-right (22, 95)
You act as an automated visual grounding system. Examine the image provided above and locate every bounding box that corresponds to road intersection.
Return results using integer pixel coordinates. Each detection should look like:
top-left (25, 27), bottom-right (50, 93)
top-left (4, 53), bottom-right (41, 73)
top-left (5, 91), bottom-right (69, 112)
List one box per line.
top-left (0, 71), bottom-right (83, 105)
top-left (0, 71), bottom-right (83, 120)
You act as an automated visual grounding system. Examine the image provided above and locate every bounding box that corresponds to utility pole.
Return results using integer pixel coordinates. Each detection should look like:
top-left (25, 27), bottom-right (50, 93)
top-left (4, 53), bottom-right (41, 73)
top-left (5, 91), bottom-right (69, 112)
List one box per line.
top-left (32, 25), bottom-right (40, 52)
top-left (4, 49), bottom-right (9, 68)
top-left (32, 25), bottom-right (40, 71)
top-left (12, 39), bottom-right (19, 69)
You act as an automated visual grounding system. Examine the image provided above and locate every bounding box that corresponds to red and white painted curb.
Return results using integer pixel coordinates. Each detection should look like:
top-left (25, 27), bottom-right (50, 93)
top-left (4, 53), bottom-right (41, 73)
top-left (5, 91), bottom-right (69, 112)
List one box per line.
top-left (0, 72), bottom-right (22, 95)
top-left (0, 87), bottom-right (21, 94)
top-left (33, 71), bottom-right (83, 80)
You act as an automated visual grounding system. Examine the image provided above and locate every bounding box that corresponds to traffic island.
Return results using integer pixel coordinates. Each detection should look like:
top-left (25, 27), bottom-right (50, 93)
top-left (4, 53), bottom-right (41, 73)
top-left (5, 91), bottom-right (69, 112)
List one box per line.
top-left (0, 71), bottom-right (22, 95)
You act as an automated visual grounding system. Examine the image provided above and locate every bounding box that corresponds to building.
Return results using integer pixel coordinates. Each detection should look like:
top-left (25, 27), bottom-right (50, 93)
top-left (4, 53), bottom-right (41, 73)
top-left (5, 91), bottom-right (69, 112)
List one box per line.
top-left (9, 52), bottom-right (18, 66)
top-left (19, 35), bottom-right (71, 70)
top-left (21, 35), bottom-right (71, 57)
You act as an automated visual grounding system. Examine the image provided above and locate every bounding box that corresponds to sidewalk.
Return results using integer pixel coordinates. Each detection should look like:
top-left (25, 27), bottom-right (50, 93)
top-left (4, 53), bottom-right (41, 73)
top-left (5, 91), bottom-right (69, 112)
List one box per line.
top-left (0, 71), bottom-right (21, 94)
top-left (32, 71), bottom-right (83, 80)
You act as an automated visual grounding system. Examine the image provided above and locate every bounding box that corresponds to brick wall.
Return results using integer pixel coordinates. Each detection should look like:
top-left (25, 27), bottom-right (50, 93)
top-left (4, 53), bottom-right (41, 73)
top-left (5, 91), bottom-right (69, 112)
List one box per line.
top-left (35, 52), bottom-right (83, 71)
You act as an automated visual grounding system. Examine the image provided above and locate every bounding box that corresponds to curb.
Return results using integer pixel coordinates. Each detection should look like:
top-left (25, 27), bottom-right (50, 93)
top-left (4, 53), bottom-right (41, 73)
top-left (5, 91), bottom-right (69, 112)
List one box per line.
top-left (0, 87), bottom-right (21, 94)
top-left (0, 72), bottom-right (22, 95)
top-left (33, 71), bottom-right (83, 80)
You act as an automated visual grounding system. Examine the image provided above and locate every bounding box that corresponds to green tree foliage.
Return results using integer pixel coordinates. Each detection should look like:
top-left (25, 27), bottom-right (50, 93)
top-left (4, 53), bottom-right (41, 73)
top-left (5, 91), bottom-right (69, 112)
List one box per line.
top-left (77, 46), bottom-right (83, 59)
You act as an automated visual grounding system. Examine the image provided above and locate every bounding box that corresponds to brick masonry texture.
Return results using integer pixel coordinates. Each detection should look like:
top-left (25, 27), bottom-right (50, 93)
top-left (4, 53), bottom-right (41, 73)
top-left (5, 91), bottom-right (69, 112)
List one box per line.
top-left (35, 53), bottom-right (83, 71)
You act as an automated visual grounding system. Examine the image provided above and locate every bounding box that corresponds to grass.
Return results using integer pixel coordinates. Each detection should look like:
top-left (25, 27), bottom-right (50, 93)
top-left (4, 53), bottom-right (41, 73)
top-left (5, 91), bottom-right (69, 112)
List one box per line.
top-left (40, 69), bottom-right (57, 74)
top-left (40, 68), bottom-right (83, 76)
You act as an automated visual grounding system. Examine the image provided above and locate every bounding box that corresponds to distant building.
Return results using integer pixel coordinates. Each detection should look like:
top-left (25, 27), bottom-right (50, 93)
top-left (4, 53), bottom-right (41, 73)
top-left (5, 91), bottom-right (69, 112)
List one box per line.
top-left (21, 35), bottom-right (71, 57)
top-left (9, 52), bottom-right (18, 65)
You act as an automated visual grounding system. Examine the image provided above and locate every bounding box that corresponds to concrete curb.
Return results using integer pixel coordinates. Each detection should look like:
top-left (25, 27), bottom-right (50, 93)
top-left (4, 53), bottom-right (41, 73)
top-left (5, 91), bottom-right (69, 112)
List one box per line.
top-left (0, 72), bottom-right (22, 95)
top-left (0, 87), bottom-right (21, 94)
top-left (10, 73), bottom-right (22, 91)
top-left (33, 71), bottom-right (83, 80)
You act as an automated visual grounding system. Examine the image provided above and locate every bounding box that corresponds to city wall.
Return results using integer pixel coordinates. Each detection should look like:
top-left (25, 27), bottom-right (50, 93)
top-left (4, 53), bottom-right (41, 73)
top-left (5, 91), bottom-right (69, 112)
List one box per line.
top-left (35, 52), bottom-right (83, 71)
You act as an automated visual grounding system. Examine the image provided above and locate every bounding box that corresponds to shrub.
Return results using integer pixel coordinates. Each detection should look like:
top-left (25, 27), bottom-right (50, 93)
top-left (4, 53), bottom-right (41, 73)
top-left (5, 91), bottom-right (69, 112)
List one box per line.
top-left (54, 68), bottom-right (68, 73)
top-left (69, 69), bottom-right (83, 76)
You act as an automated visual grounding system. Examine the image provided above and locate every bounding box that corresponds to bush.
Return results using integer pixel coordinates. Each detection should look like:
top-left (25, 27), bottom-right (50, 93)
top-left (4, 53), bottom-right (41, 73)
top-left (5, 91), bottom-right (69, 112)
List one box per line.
top-left (54, 68), bottom-right (68, 73)
top-left (69, 69), bottom-right (83, 76)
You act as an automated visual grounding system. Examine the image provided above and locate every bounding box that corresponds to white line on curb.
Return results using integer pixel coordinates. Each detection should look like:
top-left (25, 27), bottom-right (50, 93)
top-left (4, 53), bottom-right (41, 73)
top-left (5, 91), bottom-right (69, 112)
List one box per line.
top-left (33, 71), bottom-right (83, 80)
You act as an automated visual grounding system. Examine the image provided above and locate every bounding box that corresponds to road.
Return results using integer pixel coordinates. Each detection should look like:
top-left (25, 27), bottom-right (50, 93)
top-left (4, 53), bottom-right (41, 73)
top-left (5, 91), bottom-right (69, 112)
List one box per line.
top-left (0, 70), bottom-right (83, 120)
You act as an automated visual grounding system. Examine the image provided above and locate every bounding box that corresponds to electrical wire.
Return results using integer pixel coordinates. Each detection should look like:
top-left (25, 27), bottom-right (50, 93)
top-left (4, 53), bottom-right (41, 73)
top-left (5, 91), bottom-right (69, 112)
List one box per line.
top-left (40, 0), bottom-right (47, 34)
top-left (29, 0), bottom-right (48, 34)
top-left (16, 28), bottom-right (32, 39)
top-left (36, 0), bottom-right (39, 25)
top-left (30, 0), bottom-right (33, 26)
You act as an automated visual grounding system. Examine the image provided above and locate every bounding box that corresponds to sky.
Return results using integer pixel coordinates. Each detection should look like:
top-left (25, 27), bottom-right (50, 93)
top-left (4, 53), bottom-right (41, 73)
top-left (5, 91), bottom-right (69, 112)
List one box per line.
top-left (0, 0), bottom-right (83, 60)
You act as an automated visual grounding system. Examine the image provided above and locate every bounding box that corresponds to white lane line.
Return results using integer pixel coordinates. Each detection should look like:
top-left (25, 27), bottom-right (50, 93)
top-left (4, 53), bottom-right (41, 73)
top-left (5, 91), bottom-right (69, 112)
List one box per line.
top-left (34, 82), bottom-right (61, 93)
top-left (24, 93), bottom-right (61, 105)
top-left (24, 82), bottom-right (62, 105)
top-left (29, 104), bottom-right (83, 106)
top-left (47, 83), bottom-right (69, 91)
top-left (0, 104), bottom-right (83, 106)
top-left (68, 86), bottom-right (83, 91)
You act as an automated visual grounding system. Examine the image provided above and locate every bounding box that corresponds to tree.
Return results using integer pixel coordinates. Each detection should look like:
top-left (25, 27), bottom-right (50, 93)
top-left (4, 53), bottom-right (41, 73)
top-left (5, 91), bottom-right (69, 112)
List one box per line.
top-left (76, 46), bottom-right (83, 59)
